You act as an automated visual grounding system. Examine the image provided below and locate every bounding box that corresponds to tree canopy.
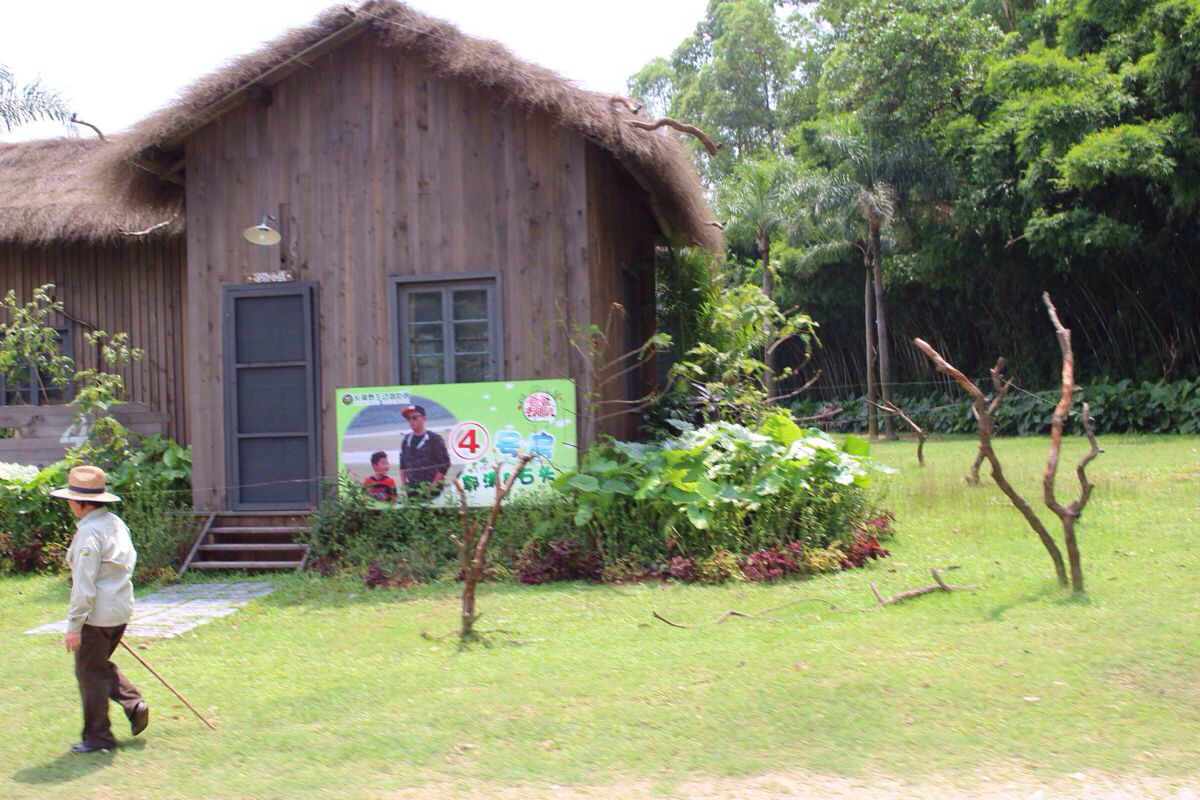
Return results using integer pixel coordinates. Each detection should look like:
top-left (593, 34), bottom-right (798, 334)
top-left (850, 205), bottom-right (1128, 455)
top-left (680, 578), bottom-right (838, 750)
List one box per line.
top-left (631, 0), bottom-right (1200, 399)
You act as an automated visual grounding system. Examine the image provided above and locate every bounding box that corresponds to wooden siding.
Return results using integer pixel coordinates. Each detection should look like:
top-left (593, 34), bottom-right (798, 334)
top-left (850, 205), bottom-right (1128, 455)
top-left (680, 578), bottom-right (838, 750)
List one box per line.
top-left (585, 144), bottom-right (660, 441)
top-left (182, 34), bottom-right (637, 509)
top-left (0, 240), bottom-right (187, 442)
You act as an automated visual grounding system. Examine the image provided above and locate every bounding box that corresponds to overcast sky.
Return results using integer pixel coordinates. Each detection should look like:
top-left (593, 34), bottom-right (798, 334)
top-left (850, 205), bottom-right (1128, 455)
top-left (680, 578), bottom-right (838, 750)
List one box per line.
top-left (1, 0), bottom-right (707, 142)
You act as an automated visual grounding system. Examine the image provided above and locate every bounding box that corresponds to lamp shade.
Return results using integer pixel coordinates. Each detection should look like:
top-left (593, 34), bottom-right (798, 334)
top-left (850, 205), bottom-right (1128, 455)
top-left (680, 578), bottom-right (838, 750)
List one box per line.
top-left (243, 216), bottom-right (281, 246)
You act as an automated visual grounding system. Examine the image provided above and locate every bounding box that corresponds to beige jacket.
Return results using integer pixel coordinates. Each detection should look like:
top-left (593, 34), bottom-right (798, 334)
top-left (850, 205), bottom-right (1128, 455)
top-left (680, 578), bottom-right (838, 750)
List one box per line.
top-left (67, 508), bottom-right (137, 632)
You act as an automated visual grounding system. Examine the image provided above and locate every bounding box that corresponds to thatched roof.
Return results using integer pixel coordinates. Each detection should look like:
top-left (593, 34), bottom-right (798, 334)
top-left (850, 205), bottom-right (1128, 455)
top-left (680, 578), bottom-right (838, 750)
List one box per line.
top-left (0, 138), bottom-right (183, 244)
top-left (4, 0), bottom-right (720, 251)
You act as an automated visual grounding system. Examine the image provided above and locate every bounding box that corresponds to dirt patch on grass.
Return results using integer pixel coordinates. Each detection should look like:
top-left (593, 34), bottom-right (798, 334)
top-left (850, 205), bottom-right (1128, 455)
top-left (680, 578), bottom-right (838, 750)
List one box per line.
top-left (385, 768), bottom-right (1200, 799)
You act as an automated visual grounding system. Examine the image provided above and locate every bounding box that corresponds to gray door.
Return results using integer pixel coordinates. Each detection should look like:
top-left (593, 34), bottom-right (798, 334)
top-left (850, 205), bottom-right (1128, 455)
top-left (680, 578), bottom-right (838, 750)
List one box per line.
top-left (222, 283), bottom-right (319, 510)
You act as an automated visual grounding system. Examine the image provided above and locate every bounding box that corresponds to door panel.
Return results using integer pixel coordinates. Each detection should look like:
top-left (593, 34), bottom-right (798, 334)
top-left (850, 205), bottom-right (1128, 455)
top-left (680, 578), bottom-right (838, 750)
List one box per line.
top-left (223, 283), bottom-right (319, 510)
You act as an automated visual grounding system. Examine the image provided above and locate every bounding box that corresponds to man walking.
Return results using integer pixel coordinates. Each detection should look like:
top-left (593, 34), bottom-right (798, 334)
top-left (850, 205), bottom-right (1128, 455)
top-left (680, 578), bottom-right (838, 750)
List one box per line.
top-left (53, 465), bottom-right (149, 753)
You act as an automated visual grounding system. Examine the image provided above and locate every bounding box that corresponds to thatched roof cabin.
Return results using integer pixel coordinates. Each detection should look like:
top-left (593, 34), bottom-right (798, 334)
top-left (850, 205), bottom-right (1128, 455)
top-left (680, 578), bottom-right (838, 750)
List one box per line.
top-left (2, 0), bottom-right (719, 252)
top-left (0, 138), bottom-right (182, 244)
top-left (0, 0), bottom-right (719, 515)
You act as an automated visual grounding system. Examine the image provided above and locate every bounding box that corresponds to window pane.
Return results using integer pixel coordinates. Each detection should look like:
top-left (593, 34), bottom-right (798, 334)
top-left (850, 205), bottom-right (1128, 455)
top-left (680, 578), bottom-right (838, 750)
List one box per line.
top-left (411, 339), bottom-right (443, 357)
top-left (237, 366), bottom-right (308, 434)
top-left (455, 353), bottom-right (489, 382)
top-left (237, 437), bottom-right (311, 504)
top-left (235, 295), bottom-right (306, 363)
top-left (452, 289), bottom-right (488, 321)
top-left (408, 291), bottom-right (443, 323)
top-left (453, 321), bottom-right (489, 354)
top-left (399, 282), bottom-right (497, 386)
top-left (409, 322), bottom-right (442, 340)
top-left (411, 356), bottom-right (444, 384)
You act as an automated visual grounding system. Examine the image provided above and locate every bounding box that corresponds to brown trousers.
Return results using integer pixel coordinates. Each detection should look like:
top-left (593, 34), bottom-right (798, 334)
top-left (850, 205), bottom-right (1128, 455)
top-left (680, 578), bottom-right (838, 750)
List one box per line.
top-left (74, 624), bottom-right (143, 748)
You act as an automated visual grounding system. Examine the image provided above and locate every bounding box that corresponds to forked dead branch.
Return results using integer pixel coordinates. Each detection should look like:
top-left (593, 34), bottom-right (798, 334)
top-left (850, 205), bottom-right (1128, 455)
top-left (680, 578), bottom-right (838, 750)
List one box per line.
top-left (913, 292), bottom-right (1100, 593)
top-left (451, 454), bottom-right (535, 638)
top-left (966, 358), bottom-right (1011, 485)
top-left (870, 399), bottom-right (926, 465)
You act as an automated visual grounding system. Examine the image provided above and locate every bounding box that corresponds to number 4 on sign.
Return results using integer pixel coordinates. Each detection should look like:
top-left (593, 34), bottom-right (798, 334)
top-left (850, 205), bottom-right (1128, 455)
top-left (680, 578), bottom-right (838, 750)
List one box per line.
top-left (450, 421), bottom-right (490, 461)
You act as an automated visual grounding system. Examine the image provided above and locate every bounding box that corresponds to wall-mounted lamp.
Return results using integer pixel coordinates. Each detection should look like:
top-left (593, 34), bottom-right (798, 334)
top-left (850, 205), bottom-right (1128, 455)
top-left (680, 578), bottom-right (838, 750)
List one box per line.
top-left (243, 214), bottom-right (281, 246)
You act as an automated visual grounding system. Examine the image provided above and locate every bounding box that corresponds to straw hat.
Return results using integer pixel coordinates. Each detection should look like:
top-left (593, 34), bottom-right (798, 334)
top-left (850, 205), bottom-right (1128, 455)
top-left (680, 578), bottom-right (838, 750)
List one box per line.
top-left (50, 465), bottom-right (121, 503)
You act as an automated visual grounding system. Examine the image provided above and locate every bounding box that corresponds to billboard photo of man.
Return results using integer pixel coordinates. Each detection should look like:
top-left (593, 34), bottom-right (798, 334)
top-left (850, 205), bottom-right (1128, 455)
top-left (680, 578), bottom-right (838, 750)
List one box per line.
top-left (398, 404), bottom-right (450, 498)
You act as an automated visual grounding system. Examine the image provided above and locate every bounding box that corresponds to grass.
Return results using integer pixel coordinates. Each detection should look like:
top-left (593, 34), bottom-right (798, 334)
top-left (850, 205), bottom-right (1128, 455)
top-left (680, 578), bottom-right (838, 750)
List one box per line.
top-left (2, 435), bottom-right (1198, 798)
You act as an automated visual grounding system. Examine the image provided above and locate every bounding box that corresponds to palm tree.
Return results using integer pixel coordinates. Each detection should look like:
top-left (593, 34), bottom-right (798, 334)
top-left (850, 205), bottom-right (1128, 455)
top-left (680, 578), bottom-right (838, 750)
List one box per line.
top-left (716, 156), bottom-right (794, 398)
top-left (791, 170), bottom-right (894, 438)
top-left (794, 121), bottom-right (952, 440)
top-left (1, 64), bottom-right (72, 131)
top-left (794, 123), bottom-right (900, 438)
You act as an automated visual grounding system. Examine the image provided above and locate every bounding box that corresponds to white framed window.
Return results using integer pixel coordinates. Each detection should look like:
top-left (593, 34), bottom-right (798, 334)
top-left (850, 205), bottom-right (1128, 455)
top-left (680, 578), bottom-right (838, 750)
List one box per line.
top-left (390, 274), bottom-right (501, 385)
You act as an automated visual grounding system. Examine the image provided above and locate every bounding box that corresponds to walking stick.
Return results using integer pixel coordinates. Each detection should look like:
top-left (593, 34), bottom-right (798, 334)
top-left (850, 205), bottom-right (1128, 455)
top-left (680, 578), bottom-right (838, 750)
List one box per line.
top-left (119, 640), bottom-right (217, 730)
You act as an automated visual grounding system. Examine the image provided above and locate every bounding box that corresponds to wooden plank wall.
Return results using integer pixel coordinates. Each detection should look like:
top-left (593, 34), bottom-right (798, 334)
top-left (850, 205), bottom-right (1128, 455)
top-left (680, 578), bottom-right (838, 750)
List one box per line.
top-left (584, 144), bottom-right (660, 441)
top-left (183, 34), bottom-right (624, 509)
top-left (0, 240), bottom-right (187, 442)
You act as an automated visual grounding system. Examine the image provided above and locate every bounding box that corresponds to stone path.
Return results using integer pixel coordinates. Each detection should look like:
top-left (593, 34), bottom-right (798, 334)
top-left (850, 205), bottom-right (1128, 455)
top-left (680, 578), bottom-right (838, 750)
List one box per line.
top-left (25, 581), bottom-right (274, 638)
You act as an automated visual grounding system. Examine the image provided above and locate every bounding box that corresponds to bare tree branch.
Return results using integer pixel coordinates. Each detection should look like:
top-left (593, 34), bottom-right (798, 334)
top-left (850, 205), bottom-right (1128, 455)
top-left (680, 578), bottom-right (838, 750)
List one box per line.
top-left (69, 113), bottom-right (105, 140)
top-left (629, 117), bottom-right (721, 155)
top-left (913, 336), bottom-right (1069, 587)
top-left (872, 399), bottom-right (926, 466)
top-left (609, 95), bottom-right (643, 114)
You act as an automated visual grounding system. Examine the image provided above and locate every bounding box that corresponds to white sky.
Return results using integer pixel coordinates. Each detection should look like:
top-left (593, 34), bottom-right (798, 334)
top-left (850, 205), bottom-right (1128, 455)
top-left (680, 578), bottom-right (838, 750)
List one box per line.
top-left (1, 0), bottom-right (707, 142)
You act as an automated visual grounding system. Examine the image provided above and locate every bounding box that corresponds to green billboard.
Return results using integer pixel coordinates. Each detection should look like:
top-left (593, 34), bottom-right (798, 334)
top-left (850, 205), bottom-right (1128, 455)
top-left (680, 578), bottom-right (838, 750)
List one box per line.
top-left (335, 379), bottom-right (576, 507)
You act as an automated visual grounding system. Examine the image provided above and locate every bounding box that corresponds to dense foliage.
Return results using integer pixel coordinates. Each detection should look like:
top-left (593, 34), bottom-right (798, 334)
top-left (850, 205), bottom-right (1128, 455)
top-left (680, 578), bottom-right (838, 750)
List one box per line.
top-left (0, 438), bottom-right (196, 583)
top-left (304, 415), bottom-right (889, 587)
top-left (793, 376), bottom-right (1200, 435)
top-left (633, 0), bottom-right (1200, 405)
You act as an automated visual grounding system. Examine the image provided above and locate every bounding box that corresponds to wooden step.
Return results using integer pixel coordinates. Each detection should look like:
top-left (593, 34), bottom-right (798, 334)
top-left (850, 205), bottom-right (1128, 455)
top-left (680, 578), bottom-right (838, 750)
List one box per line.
top-left (198, 543), bottom-right (306, 552)
top-left (181, 511), bottom-right (314, 575)
top-left (208, 526), bottom-right (309, 534)
top-left (188, 561), bottom-right (304, 569)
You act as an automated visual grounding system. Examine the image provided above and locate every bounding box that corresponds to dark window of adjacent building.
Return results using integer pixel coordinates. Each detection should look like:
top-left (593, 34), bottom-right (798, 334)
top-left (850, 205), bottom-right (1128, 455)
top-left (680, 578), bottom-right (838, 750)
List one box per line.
top-left (0, 325), bottom-right (72, 405)
top-left (392, 276), bottom-right (501, 384)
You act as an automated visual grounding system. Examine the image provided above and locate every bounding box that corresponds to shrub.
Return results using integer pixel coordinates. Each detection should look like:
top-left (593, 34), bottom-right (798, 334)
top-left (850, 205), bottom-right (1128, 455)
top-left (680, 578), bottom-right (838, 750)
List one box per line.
top-left (666, 555), bottom-right (698, 582)
top-left (0, 462), bottom-right (73, 573)
top-left (304, 473), bottom-right (576, 583)
top-left (557, 413), bottom-right (874, 572)
top-left (839, 532), bottom-right (890, 569)
top-left (362, 562), bottom-right (414, 590)
top-left (600, 554), bottom-right (648, 583)
top-left (792, 377), bottom-right (1200, 436)
top-left (514, 537), bottom-right (601, 584)
top-left (0, 438), bottom-right (195, 583)
top-left (696, 547), bottom-right (744, 583)
top-left (794, 545), bottom-right (844, 574)
top-left (740, 546), bottom-right (798, 582)
top-left (120, 490), bottom-right (200, 586)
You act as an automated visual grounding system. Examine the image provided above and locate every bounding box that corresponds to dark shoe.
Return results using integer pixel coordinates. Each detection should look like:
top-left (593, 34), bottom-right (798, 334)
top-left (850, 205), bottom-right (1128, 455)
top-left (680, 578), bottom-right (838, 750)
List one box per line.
top-left (130, 702), bottom-right (149, 736)
top-left (70, 742), bottom-right (111, 753)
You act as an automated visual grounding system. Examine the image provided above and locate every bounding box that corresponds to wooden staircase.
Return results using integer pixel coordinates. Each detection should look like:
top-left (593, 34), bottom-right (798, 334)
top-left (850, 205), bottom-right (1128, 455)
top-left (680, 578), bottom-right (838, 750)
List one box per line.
top-left (180, 512), bottom-right (311, 574)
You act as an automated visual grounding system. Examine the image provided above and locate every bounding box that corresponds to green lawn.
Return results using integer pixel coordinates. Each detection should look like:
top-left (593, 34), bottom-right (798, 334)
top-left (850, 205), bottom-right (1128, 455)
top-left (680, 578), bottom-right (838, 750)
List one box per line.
top-left (2, 435), bottom-right (1198, 798)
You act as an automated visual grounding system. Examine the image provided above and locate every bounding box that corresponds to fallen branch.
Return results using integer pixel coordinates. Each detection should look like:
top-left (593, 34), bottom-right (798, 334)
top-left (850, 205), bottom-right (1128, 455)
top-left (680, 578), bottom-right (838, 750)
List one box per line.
top-left (870, 567), bottom-right (975, 607)
top-left (652, 597), bottom-right (841, 628)
top-left (629, 117), bottom-right (721, 156)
